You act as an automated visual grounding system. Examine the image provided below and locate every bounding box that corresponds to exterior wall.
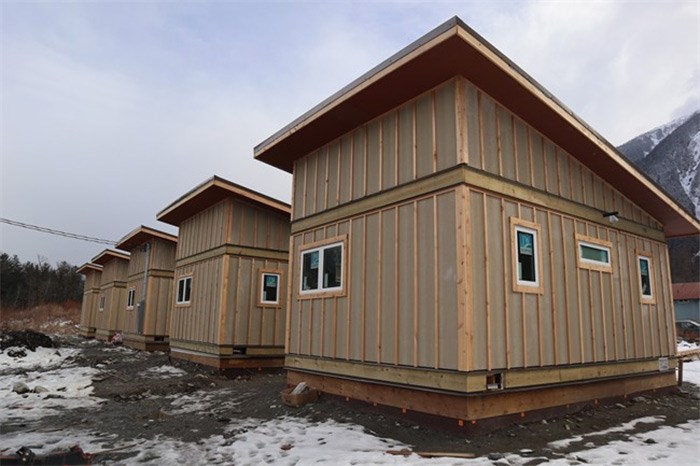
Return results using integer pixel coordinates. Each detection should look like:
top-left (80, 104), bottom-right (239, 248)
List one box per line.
top-left (466, 188), bottom-right (675, 372)
top-left (94, 259), bottom-right (128, 335)
top-left (675, 300), bottom-right (700, 322)
top-left (287, 77), bottom-right (675, 382)
top-left (292, 79), bottom-right (459, 221)
top-left (170, 197), bottom-right (290, 355)
top-left (288, 189), bottom-right (458, 369)
top-left (79, 269), bottom-right (102, 333)
top-left (123, 238), bottom-right (176, 338)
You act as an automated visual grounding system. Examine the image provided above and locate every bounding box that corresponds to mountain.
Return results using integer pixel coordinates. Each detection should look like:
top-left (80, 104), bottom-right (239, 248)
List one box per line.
top-left (617, 111), bottom-right (700, 218)
top-left (617, 112), bottom-right (700, 285)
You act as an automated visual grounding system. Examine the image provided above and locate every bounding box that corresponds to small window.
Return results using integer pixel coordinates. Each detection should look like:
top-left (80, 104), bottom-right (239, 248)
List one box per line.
top-left (259, 271), bottom-right (281, 306)
top-left (510, 218), bottom-right (542, 293)
top-left (99, 295), bottom-right (105, 311)
top-left (638, 256), bottom-right (654, 301)
top-left (176, 276), bottom-right (192, 305)
top-left (300, 238), bottom-right (345, 296)
top-left (576, 235), bottom-right (613, 272)
top-left (126, 288), bottom-right (136, 309)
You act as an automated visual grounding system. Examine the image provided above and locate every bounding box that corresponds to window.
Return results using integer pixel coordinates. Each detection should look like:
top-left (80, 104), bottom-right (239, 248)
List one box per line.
top-left (299, 238), bottom-right (345, 296)
top-left (259, 270), bottom-right (282, 306)
top-left (126, 288), bottom-right (136, 309)
top-left (575, 235), bottom-right (613, 272)
top-left (510, 218), bottom-right (542, 293)
top-left (638, 255), bottom-right (655, 302)
top-left (176, 276), bottom-right (192, 305)
top-left (99, 295), bottom-right (105, 311)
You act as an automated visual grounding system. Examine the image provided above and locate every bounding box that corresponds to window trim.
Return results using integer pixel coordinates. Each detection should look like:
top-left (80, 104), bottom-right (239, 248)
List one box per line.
top-left (175, 274), bottom-right (193, 307)
top-left (98, 294), bottom-right (105, 311)
top-left (298, 235), bottom-right (348, 299)
top-left (126, 288), bottom-right (136, 310)
top-left (258, 269), bottom-right (283, 308)
top-left (510, 218), bottom-right (543, 294)
top-left (575, 234), bottom-right (613, 272)
top-left (636, 253), bottom-right (656, 304)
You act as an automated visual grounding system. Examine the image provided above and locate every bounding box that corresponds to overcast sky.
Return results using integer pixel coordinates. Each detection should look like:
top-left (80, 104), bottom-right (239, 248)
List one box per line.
top-left (1, 1), bottom-right (698, 266)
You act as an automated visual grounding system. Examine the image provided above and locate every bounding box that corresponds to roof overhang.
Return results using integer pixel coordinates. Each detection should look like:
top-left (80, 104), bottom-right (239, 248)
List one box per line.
top-left (254, 16), bottom-right (699, 238)
top-left (673, 282), bottom-right (700, 301)
top-left (116, 225), bottom-right (177, 251)
top-left (91, 249), bottom-right (130, 266)
top-left (157, 175), bottom-right (291, 226)
top-left (76, 263), bottom-right (102, 275)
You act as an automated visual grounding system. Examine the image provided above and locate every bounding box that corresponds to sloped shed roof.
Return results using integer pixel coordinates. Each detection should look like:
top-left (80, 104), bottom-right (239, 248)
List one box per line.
top-left (254, 16), bottom-right (699, 237)
top-left (116, 225), bottom-right (177, 252)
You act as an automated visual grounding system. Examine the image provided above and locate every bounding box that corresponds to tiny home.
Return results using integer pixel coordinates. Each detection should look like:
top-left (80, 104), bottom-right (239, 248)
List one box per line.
top-left (157, 176), bottom-right (291, 369)
top-left (673, 282), bottom-right (700, 322)
top-left (115, 226), bottom-right (177, 351)
top-left (91, 249), bottom-right (130, 341)
top-left (255, 17), bottom-right (700, 424)
top-left (77, 263), bottom-right (103, 338)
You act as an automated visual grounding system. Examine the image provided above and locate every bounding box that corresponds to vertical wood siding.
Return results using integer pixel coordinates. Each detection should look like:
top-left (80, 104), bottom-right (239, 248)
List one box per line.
top-left (79, 269), bottom-right (101, 330)
top-left (288, 189), bottom-right (458, 370)
top-left (292, 80), bottom-right (458, 221)
top-left (94, 259), bottom-right (128, 334)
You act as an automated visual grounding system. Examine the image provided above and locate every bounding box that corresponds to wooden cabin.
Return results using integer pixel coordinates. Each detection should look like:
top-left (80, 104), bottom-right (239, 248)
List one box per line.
top-left (157, 176), bottom-right (291, 369)
top-left (115, 226), bottom-right (177, 351)
top-left (91, 249), bottom-right (130, 341)
top-left (254, 17), bottom-right (700, 425)
top-left (77, 263), bottom-right (103, 338)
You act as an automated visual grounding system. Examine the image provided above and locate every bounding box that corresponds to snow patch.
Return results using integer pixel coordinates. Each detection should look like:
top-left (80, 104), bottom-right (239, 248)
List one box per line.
top-left (139, 365), bottom-right (187, 379)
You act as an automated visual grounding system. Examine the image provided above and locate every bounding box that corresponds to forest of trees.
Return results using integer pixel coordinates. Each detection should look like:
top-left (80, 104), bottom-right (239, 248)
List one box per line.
top-left (0, 253), bottom-right (84, 309)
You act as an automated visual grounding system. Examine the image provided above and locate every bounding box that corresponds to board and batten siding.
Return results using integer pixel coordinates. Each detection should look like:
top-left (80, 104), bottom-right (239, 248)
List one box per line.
top-left (292, 78), bottom-right (662, 233)
top-left (94, 259), bottom-right (128, 333)
top-left (170, 197), bottom-right (290, 352)
top-left (80, 269), bottom-right (101, 331)
top-left (466, 188), bottom-right (675, 372)
top-left (122, 239), bottom-right (176, 337)
top-left (288, 189), bottom-right (459, 369)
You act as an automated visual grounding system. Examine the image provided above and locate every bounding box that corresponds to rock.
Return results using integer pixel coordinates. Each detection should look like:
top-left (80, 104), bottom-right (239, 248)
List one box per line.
top-left (615, 403), bottom-right (626, 409)
top-left (644, 438), bottom-right (657, 444)
top-left (632, 396), bottom-right (647, 403)
top-left (0, 330), bottom-right (53, 351)
top-left (33, 386), bottom-right (49, 394)
top-left (519, 449), bottom-right (533, 454)
top-left (584, 442), bottom-right (595, 448)
top-left (13, 382), bottom-right (30, 394)
top-left (487, 453), bottom-right (504, 460)
top-left (7, 348), bottom-right (27, 358)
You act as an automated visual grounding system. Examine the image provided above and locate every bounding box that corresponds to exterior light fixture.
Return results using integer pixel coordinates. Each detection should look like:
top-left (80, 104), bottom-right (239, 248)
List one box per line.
top-left (602, 211), bottom-right (619, 224)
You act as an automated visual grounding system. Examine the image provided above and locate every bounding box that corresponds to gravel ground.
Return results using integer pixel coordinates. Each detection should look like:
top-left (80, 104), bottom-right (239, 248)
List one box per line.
top-left (2, 334), bottom-right (699, 464)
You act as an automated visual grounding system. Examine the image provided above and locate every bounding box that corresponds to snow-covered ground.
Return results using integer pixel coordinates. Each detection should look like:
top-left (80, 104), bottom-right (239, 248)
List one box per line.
top-left (1, 343), bottom-right (699, 465)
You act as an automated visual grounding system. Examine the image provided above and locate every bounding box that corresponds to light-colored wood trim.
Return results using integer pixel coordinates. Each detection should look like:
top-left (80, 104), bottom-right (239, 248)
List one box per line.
top-left (575, 234), bottom-right (614, 273)
top-left (285, 235), bottom-right (295, 353)
top-left (456, 79), bottom-right (467, 165)
top-left (218, 255), bottom-right (230, 344)
top-left (546, 210), bottom-right (558, 364)
top-left (495, 103), bottom-right (503, 177)
top-left (509, 217), bottom-right (544, 294)
top-left (615, 232), bottom-right (629, 359)
top-left (412, 101), bottom-right (417, 180)
top-left (350, 131), bottom-right (355, 200)
top-left (477, 90), bottom-right (485, 169)
top-left (560, 214), bottom-right (572, 364)
top-left (394, 206), bottom-right (400, 366)
top-left (257, 268), bottom-right (284, 308)
top-left (413, 201), bottom-right (419, 367)
top-left (433, 195), bottom-right (440, 369)
top-left (635, 251), bottom-right (657, 305)
top-left (604, 228), bottom-right (617, 361)
top-left (483, 194), bottom-right (491, 370)
top-left (297, 235), bottom-right (349, 300)
top-left (661, 245), bottom-right (676, 354)
top-left (176, 244), bottom-right (288, 267)
top-left (302, 156), bottom-right (309, 218)
top-left (500, 198), bottom-right (511, 368)
top-left (336, 141), bottom-right (342, 205)
top-left (377, 210), bottom-right (383, 362)
top-left (431, 90), bottom-right (438, 172)
top-left (361, 213), bottom-right (368, 361)
top-left (456, 186), bottom-right (470, 371)
top-left (291, 165), bottom-right (666, 242)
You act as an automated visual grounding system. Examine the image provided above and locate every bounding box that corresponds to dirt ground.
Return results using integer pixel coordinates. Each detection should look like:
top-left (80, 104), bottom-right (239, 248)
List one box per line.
top-left (4, 335), bottom-right (700, 464)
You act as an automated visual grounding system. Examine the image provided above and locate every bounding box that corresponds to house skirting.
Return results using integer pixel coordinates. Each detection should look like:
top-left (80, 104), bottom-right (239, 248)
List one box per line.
top-left (123, 333), bottom-right (169, 352)
top-left (286, 357), bottom-right (677, 423)
top-left (170, 344), bottom-right (284, 370)
top-left (78, 326), bottom-right (96, 339)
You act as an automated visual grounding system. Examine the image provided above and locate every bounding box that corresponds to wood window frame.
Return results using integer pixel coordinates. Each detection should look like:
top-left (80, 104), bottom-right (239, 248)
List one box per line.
top-left (258, 268), bottom-right (283, 308)
top-left (298, 235), bottom-right (348, 299)
top-left (575, 234), bottom-right (613, 272)
top-left (510, 217), bottom-right (543, 294)
top-left (175, 274), bottom-right (193, 307)
top-left (98, 294), bottom-right (105, 311)
top-left (636, 252), bottom-right (656, 304)
top-left (126, 288), bottom-right (136, 310)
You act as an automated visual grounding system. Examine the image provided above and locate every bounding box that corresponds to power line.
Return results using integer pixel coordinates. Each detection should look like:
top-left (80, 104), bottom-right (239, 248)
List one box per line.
top-left (0, 217), bottom-right (117, 246)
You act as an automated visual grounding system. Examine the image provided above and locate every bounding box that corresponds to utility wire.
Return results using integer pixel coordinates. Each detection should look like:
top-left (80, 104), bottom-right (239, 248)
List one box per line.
top-left (0, 217), bottom-right (117, 246)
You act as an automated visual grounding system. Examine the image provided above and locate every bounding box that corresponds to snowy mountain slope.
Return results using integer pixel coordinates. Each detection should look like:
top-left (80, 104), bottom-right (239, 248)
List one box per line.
top-left (617, 111), bottom-right (700, 218)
